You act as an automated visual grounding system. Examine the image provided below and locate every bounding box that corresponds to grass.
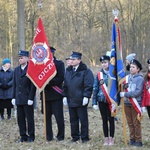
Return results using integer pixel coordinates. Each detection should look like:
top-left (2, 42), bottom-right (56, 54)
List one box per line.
top-left (0, 100), bottom-right (150, 150)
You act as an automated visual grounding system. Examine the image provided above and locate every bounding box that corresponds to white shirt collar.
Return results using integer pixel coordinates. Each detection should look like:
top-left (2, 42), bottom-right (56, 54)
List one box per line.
top-left (73, 65), bottom-right (79, 71)
top-left (2, 66), bottom-right (8, 72)
top-left (21, 63), bottom-right (27, 70)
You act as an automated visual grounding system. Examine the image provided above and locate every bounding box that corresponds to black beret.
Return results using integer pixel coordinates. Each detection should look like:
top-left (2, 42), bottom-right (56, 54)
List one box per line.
top-left (100, 55), bottom-right (110, 62)
top-left (147, 59), bottom-right (150, 64)
top-left (130, 59), bottom-right (142, 70)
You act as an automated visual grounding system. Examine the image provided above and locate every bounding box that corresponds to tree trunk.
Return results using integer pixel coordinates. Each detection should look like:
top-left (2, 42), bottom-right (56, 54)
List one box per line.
top-left (17, 0), bottom-right (25, 50)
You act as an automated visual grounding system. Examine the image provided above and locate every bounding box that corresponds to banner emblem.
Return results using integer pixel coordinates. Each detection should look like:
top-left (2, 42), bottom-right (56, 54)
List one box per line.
top-left (31, 42), bottom-right (50, 64)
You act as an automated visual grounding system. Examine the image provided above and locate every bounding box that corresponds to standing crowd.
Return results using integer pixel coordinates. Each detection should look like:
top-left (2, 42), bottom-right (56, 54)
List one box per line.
top-left (0, 48), bottom-right (150, 148)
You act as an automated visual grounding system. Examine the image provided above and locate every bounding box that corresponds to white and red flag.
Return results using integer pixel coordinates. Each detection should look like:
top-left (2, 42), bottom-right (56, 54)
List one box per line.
top-left (27, 18), bottom-right (56, 91)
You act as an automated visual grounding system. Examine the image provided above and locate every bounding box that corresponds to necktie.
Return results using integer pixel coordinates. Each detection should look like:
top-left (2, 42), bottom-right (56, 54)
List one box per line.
top-left (21, 68), bottom-right (24, 73)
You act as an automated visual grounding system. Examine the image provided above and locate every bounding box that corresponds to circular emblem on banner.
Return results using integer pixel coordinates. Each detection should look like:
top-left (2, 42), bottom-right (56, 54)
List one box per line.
top-left (31, 42), bottom-right (50, 64)
top-left (99, 79), bottom-right (104, 85)
top-left (124, 83), bottom-right (128, 89)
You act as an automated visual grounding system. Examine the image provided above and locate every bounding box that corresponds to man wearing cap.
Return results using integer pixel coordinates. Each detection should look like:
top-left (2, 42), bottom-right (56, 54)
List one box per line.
top-left (125, 53), bottom-right (136, 75)
top-left (65, 57), bottom-right (73, 67)
top-left (63, 51), bottom-right (94, 143)
top-left (0, 58), bottom-right (13, 120)
top-left (11, 50), bottom-right (36, 143)
top-left (41, 47), bottom-right (65, 141)
top-left (120, 59), bottom-right (144, 147)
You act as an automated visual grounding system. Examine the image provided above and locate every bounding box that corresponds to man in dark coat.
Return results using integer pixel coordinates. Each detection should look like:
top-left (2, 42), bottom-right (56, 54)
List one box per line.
top-left (12, 50), bottom-right (36, 142)
top-left (63, 51), bottom-right (94, 143)
top-left (41, 47), bottom-right (65, 141)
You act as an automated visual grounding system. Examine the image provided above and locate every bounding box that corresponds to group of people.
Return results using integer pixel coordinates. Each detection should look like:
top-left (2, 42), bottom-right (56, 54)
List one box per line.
top-left (42, 49), bottom-right (150, 147)
top-left (0, 48), bottom-right (150, 148)
top-left (41, 48), bottom-right (94, 143)
top-left (92, 52), bottom-right (150, 147)
top-left (0, 50), bottom-right (36, 143)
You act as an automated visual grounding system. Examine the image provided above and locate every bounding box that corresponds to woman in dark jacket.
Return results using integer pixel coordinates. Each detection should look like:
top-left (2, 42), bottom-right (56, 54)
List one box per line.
top-left (92, 55), bottom-right (115, 146)
top-left (0, 58), bottom-right (13, 120)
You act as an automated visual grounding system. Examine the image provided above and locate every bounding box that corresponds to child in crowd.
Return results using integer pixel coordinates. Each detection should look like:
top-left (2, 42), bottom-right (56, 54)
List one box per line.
top-left (92, 55), bottom-right (115, 146)
top-left (141, 59), bottom-right (150, 119)
top-left (120, 59), bottom-right (144, 147)
top-left (125, 53), bottom-right (136, 75)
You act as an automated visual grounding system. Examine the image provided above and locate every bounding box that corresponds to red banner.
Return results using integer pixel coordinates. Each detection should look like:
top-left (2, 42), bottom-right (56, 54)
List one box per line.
top-left (27, 18), bottom-right (56, 91)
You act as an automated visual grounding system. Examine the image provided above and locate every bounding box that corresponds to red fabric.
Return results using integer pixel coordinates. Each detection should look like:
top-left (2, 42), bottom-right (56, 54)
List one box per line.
top-left (27, 18), bottom-right (56, 91)
top-left (142, 80), bottom-right (150, 106)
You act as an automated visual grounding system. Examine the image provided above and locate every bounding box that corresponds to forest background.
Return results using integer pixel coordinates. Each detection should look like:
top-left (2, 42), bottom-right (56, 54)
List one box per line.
top-left (0, 0), bottom-right (150, 70)
top-left (0, 1), bottom-right (150, 150)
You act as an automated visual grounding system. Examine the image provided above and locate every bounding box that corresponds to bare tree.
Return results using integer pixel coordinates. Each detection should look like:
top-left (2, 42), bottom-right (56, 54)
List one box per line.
top-left (17, 0), bottom-right (25, 50)
top-left (0, 0), bottom-right (150, 67)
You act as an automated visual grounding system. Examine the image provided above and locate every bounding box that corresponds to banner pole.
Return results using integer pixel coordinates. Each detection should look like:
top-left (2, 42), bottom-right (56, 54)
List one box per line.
top-left (38, 0), bottom-right (42, 17)
top-left (112, 9), bottom-right (127, 145)
top-left (43, 90), bottom-right (47, 141)
top-left (121, 85), bottom-right (127, 146)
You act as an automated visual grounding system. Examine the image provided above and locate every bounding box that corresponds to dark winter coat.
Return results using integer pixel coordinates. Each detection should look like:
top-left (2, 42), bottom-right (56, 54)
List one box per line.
top-left (92, 69), bottom-right (108, 105)
top-left (0, 67), bottom-right (13, 99)
top-left (41, 57), bottom-right (65, 101)
top-left (63, 61), bottom-right (94, 107)
top-left (12, 64), bottom-right (36, 105)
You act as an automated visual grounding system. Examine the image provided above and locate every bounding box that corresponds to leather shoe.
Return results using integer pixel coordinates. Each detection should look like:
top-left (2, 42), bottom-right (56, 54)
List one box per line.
top-left (7, 116), bottom-right (11, 120)
top-left (129, 139), bottom-right (135, 145)
top-left (47, 138), bottom-right (54, 142)
top-left (82, 139), bottom-right (89, 143)
top-left (70, 138), bottom-right (80, 143)
top-left (133, 142), bottom-right (143, 147)
top-left (16, 138), bottom-right (28, 143)
top-left (1, 116), bottom-right (4, 120)
top-left (57, 138), bottom-right (64, 142)
top-left (28, 139), bottom-right (34, 142)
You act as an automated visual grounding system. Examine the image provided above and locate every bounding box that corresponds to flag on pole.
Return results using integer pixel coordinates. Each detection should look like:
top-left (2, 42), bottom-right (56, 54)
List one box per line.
top-left (27, 18), bottom-right (56, 92)
top-left (108, 16), bottom-right (125, 116)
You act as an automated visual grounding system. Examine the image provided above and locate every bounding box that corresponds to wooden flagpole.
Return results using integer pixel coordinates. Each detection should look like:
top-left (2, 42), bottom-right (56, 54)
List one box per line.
top-left (38, 0), bottom-right (42, 17)
top-left (121, 86), bottom-right (127, 145)
top-left (38, 0), bottom-right (47, 141)
top-left (112, 9), bottom-right (127, 146)
top-left (43, 90), bottom-right (47, 141)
